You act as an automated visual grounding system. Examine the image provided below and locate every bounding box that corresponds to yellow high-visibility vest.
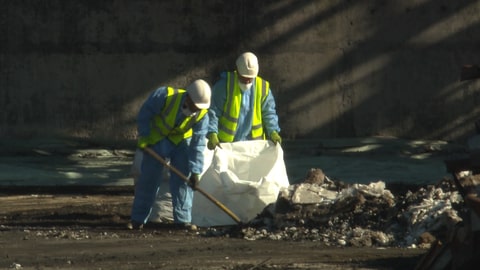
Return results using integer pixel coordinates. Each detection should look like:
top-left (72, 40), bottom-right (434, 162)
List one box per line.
top-left (218, 71), bottom-right (269, 142)
top-left (148, 87), bottom-right (207, 145)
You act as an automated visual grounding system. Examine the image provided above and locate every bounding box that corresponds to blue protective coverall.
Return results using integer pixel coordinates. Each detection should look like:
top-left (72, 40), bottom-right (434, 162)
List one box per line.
top-left (208, 71), bottom-right (280, 141)
top-left (131, 86), bottom-right (208, 225)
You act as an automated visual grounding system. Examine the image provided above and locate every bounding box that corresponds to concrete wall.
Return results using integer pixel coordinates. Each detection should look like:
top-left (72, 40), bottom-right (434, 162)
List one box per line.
top-left (1, 0), bottom-right (480, 144)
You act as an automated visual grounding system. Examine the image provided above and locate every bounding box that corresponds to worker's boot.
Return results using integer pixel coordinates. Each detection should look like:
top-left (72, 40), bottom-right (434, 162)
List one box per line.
top-left (127, 220), bottom-right (144, 230)
top-left (175, 222), bottom-right (197, 231)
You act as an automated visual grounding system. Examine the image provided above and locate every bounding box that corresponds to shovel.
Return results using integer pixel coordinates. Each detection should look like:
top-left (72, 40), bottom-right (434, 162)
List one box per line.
top-left (143, 147), bottom-right (242, 224)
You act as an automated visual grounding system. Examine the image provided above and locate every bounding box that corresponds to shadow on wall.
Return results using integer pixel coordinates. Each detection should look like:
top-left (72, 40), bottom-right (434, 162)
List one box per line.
top-left (250, 0), bottom-right (480, 142)
top-left (1, 0), bottom-right (480, 143)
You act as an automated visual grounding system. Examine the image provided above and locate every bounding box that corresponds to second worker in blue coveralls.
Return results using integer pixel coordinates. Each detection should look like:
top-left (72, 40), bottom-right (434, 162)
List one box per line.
top-left (128, 79), bottom-right (211, 230)
top-left (206, 52), bottom-right (282, 150)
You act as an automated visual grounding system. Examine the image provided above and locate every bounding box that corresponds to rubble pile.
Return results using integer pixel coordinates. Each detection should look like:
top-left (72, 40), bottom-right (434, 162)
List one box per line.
top-left (225, 169), bottom-right (467, 249)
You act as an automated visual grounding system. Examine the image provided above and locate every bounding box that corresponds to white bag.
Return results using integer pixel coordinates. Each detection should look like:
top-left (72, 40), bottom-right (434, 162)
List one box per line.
top-left (192, 140), bottom-right (290, 227)
top-left (131, 149), bottom-right (173, 223)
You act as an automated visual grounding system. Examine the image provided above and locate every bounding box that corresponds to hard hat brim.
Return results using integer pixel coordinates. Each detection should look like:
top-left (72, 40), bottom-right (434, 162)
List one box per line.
top-left (194, 102), bottom-right (210, 109)
top-left (238, 72), bottom-right (257, 78)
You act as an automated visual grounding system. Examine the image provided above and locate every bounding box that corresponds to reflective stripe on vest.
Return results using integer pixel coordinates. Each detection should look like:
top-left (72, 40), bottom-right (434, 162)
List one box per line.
top-left (150, 87), bottom-right (207, 145)
top-left (218, 72), bottom-right (269, 142)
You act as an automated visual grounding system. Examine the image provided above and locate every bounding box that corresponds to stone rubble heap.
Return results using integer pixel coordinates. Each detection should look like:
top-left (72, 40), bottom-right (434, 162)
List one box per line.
top-left (219, 169), bottom-right (466, 248)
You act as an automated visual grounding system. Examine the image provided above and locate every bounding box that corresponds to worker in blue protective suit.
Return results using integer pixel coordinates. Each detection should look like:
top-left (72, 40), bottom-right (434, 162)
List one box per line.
top-left (128, 79), bottom-right (211, 230)
top-left (207, 52), bottom-right (281, 149)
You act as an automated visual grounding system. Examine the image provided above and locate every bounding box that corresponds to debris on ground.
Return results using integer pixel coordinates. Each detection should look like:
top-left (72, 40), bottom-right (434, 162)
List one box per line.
top-left (414, 153), bottom-right (480, 269)
top-left (207, 168), bottom-right (469, 253)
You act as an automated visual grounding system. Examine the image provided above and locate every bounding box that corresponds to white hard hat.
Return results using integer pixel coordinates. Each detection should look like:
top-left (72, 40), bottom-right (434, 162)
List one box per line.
top-left (236, 52), bottom-right (259, 78)
top-left (186, 79), bottom-right (211, 109)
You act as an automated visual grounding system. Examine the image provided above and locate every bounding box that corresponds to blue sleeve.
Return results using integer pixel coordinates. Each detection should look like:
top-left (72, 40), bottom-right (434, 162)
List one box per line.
top-left (208, 72), bottom-right (228, 134)
top-left (262, 87), bottom-right (281, 137)
top-left (137, 87), bottom-right (167, 137)
top-left (188, 113), bottom-right (209, 174)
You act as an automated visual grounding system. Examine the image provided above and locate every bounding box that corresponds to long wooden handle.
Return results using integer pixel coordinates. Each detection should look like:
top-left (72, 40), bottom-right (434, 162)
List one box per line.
top-left (143, 147), bottom-right (242, 224)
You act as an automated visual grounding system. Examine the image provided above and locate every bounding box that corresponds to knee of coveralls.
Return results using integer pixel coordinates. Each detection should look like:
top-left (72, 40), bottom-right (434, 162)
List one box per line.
top-left (169, 140), bottom-right (194, 224)
top-left (130, 145), bottom-right (164, 224)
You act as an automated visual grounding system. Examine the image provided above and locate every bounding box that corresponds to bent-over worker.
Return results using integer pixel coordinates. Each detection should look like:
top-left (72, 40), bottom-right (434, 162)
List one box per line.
top-left (128, 79), bottom-right (211, 230)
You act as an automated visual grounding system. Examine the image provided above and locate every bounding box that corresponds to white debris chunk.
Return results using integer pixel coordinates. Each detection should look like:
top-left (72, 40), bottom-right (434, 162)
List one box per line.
top-left (10, 263), bottom-right (22, 269)
top-left (291, 183), bottom-right (338, 204)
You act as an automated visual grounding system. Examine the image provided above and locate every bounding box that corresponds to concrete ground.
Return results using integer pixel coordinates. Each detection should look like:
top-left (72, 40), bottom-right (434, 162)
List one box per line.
top-left (0, 136), bottom-right (466, 188)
